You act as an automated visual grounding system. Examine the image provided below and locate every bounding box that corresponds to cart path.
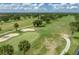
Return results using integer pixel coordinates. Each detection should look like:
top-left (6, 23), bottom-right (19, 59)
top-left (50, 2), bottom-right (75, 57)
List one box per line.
top-left (60, 34), bottom-right (71, 55)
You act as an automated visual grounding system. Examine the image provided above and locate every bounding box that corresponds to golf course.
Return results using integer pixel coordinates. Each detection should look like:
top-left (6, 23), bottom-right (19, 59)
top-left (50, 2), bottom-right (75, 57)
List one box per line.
top-left (0, 13), bottom-right (79, 55)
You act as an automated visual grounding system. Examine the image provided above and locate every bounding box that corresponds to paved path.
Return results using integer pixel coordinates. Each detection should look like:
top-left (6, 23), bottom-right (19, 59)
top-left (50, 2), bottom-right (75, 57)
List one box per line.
top-left (60, 34), bottom-right (71, 55)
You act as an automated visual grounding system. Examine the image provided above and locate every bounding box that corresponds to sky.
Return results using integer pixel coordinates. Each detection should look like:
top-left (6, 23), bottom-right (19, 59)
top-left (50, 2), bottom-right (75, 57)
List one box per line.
top-left (0, 3), bottom-right (79, 13)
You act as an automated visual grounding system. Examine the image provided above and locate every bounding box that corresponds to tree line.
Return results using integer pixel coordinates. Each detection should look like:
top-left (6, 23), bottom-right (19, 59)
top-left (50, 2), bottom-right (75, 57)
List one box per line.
top-left (33, 13), bottom-right (68, 27)
top-left (0, 13), bottom-right (68, 22)
top-left (70, 14), bottom-right (79, 34)
top-left (0, 13), bottom-right (69, 31)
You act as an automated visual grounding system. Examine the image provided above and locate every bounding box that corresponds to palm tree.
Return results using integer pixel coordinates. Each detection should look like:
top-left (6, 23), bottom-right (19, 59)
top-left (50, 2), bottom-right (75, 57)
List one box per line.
top-left (18, 40), bottom-right (30, 55)
top-left (1, 44), bottom-right (14, 55)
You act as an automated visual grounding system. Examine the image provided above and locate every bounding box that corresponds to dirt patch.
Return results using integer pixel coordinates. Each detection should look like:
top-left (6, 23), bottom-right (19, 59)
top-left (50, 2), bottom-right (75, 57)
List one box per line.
top-left (43, 38), bottom-right (57, 55)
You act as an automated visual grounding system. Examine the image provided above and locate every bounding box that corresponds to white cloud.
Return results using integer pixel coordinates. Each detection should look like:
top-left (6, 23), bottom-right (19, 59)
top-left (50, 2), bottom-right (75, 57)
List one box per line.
top-left (33, 3), bottom-right (44, 10)
top-left (60, 3), bottom-right (67, 5)
top-left (34, 6), bottom-right (39, 9)
top-left (69, 6), bottom-right (78, 9)
top-left (48, 3), bottom-right (53, 5)
top-left (22, 3), bottom-right (32, 6)
top-left (38, 3), bottom-right (44, 7)
top-left (70, 3), bottom-right (76, 5)
top-left (32, 3), bottom-right (38, 6)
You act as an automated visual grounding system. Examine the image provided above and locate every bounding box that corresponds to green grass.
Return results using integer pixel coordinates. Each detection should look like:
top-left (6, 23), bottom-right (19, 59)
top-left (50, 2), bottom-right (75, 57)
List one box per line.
top-left (0, 15), bottom-right (77, 55)
top-left (67, 32), bottom-right (79, 55)
top-left (28, 15), bottom-right (74, 54)
top-left (0, 17), bottom-right (34, 34)
top-left (35, 15), bottom-right (75, 54)
top-left (0, 32), bottom-right (39, 54)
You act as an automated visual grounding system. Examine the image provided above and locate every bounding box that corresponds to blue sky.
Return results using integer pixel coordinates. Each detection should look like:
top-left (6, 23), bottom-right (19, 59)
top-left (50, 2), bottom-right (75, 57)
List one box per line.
top-left (0, 3), bottom-right (79, 13)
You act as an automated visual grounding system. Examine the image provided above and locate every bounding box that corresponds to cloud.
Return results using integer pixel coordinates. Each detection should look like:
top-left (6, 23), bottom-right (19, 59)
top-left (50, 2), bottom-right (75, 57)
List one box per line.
top-left (32, 3), bottom-right (38, 6)
top-left (34, 6), bottom-right (39, 9)
top-left (48, 3), bottom-right (53, 6)
top-left (33, 3), bottom-right (44, 10)
top-left (69, 3), bottom-right (76, 5)
top-left (22, 3), bottom-right (32, 6)
top-left (38, 3), bottom-right (44, 7)
top-left (67, 6), bottom-right (78, 9)
top-left (0, 3), bottom-right (78, 13)
top-left (60, 3), bottom-right (67, 5)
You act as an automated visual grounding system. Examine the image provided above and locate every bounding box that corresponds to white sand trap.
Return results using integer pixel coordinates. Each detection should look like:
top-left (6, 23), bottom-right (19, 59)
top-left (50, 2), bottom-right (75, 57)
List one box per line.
top-left (0, 33), bottom-right (19, 42)
top-left (0, 28), bottom-right (35, 42)
top-left (20, 28), bottom-right (35, 32)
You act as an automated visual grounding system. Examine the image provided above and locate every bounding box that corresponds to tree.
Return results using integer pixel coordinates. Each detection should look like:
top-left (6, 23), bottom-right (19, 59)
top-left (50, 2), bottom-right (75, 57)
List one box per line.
top-left (40, 16), bottom-right (51, 24)
top-left (1, 44), bottom-right (14, 55)
top-left (0, 17), bottom-right (9, 22)
top-left (12, 16), bottom-right (20, 20)
top-left (33, 20), bottom-right (42, 27)
top-left (0, 27), bottom-right (2, 31)
top-left (40, 14), bottom-right (59, 23)
top-left (70, 22), bottom-right (77, 34)
top-left (18, 40), bottom-right (30, 54)
top-left (70, 15), bottom-right (79, 32)
top-left (65, 52), bottom-right (70, 55)
top-left (14, 23), bottom-right (19, 31)
top-left (0, 47), bottom-right (3, 55)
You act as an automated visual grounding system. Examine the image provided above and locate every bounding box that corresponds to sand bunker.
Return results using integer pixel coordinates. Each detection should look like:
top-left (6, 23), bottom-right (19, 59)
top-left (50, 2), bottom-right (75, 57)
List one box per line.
top-left (20, 28), bottom-right (35, 32)
top-left (0, 28), bottom-right (35, 42)
top-left (0, 33), bottom-right (19, 42)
